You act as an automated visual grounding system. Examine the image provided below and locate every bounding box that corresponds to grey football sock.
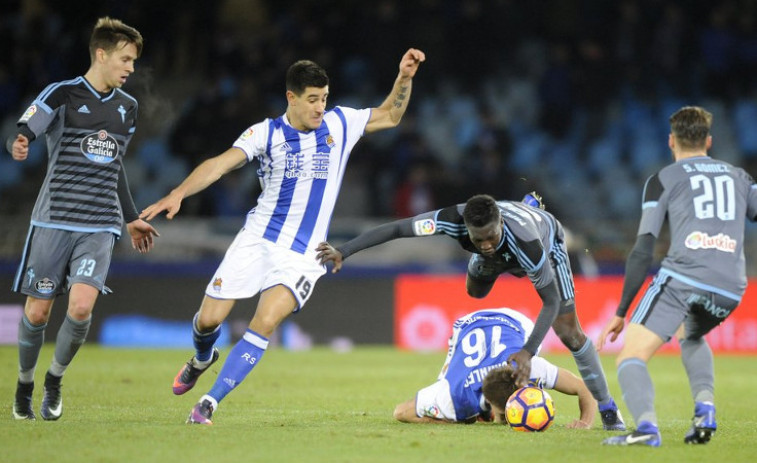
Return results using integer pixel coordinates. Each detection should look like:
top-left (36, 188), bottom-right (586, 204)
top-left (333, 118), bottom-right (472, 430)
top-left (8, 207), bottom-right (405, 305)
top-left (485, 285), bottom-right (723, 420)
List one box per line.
top-left (618, 357), bottom-right (657, 426)
top-left (680, 337), bottom-right (715, 403)
top-left (571, 337), bottom-right (612, 404)
top-left (48, 315), bottom-right (91, 377)
top-left (18, 314), bottom-right (46, 383)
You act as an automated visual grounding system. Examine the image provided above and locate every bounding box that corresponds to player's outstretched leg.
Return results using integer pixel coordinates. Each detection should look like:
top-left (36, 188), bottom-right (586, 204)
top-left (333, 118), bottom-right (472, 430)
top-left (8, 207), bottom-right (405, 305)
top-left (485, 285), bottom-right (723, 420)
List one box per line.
top-left (187, 396), bottom-right (216, 425)
top-left (684, 402), bottom-right (716, 444)
top-left (13, 380), bottom-right (35, 420)
top-left (40, 372), bottom-right (63, 420)
top-left (602, 421), bottom-right (662, 447)
top-left (173, 347), bottom-right (220, 395)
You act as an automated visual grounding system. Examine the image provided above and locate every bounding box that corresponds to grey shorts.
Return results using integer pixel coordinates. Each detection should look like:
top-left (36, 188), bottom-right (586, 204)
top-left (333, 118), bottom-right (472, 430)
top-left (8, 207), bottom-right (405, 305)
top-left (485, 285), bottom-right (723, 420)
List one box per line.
top-left (629, 271), bottom-right (740, 342)
top-left (12, 226), bottom-right (115, 299)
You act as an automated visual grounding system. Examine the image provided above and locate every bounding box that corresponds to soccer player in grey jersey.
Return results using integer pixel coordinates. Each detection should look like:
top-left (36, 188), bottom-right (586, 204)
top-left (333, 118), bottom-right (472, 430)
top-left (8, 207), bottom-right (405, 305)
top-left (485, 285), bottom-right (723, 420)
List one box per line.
top-left (317, 193), bottom-right (626, 430)
top-left (599, 106), bottom-right (757, 447)
top-left (6, 17), bottom-right (158, 421)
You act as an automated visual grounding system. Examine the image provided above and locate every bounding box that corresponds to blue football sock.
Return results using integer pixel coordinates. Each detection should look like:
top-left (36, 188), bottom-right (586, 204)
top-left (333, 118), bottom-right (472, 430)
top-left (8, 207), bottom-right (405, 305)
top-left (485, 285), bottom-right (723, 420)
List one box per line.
top-left (192, 312), bottom-right (221, 362)
top-left (207, 329), bottom-right (268, 404)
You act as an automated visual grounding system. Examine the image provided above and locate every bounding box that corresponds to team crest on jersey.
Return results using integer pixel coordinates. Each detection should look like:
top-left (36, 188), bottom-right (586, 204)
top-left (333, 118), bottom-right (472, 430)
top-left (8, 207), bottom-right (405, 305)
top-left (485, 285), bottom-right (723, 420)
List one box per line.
top-left (81, 130), bottom-right (119, 164)
top-left (413, 219), bottom-right (436, 236)
top-left (212, 278), bottom-right (223, 292)
top-left (34, 278), bottom-right (56, 295)
top-left (240, 128), bottom-right (254, 140)
top-left (325, 135), bottom-right (335, 147)
top-left (685, 231), bottom-right (737, 253)
top-left (19, 104), bottom-right (37, 123)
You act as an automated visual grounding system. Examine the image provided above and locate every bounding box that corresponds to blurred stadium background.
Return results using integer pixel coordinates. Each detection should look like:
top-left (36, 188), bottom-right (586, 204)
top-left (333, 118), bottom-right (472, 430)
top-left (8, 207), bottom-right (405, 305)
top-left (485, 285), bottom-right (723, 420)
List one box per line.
top-left (1, 0), bottom-right (757, 352)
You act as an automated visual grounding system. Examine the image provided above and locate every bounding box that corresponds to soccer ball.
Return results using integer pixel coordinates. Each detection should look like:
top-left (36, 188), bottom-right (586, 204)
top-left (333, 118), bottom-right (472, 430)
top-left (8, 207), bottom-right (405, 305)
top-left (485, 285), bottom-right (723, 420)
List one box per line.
top-left (505, 386), bottom-right (555, 432)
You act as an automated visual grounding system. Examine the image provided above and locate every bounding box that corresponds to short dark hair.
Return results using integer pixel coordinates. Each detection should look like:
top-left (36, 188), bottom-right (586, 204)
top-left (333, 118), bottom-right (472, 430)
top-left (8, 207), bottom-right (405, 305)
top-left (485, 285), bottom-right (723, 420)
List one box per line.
top-left (286, 60), bottom-right (329, 96)
top-left (482, 366), bottom-right (518, 418)
top-left (669, 106), bottom-right (712, 151)
top-left (89, 17), bottom-right (143, 60)
top-left (463, 194), bottom-right (500, 228)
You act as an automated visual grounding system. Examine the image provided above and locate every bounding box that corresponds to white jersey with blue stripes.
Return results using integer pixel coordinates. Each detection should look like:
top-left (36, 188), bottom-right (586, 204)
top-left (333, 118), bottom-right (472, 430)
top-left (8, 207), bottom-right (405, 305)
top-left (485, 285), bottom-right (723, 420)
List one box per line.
top-left (415, 308), bottom-right (558, 422)
top-left (233, 106), bottom-right (371, 257)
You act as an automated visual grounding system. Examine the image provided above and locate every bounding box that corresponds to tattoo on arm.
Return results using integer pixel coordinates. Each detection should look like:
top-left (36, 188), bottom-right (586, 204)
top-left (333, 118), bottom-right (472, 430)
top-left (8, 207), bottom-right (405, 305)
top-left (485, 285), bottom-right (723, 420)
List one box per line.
top-left (393, 85), bottom-right (408, 108)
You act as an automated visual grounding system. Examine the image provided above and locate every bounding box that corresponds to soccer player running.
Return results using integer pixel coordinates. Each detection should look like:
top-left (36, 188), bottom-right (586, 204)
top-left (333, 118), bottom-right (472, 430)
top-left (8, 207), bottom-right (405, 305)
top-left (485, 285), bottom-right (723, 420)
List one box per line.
top-left (598, 106), bottom-right (757, 447)
top-left (393, 307), bottom-right (597, 427)
top-left (140, 49), bottom-right (426, 424)
top-left (317, 193), bottom-right (626, 430)
top-left (8, 17), bottom-right (159, 421)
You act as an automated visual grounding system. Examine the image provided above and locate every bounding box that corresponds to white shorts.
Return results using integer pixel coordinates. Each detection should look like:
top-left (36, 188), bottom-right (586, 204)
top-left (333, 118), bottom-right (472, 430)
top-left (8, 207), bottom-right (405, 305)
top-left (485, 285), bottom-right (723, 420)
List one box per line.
top-left (415, 379), bottom-right (457, 421)
top-left (205, 232), bottom-right (326, 311)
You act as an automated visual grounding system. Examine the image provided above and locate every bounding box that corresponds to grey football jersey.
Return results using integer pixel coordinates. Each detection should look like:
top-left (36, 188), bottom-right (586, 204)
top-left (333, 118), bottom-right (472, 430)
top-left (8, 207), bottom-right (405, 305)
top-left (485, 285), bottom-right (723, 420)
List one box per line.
top-left (18, 76), bottom-right (137, 236)
top-left (638, 155), bottom-right (757, 299)
top-left (416, 200), bottom-right (563, 290)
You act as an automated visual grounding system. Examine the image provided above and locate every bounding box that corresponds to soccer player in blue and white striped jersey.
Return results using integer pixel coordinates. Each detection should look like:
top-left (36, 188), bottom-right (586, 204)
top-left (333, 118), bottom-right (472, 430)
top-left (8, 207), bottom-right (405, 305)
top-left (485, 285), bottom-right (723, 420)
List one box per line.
top-left (392, 307), bottom-right (597, 427)
top-left (141, 48), bottom-right (425, 424)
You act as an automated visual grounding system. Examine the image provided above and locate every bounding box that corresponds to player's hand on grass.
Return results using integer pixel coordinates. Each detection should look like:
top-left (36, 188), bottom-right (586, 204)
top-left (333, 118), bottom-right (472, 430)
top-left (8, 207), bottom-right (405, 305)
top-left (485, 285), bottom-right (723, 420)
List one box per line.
top-left (507, 349), bottom-right (533, 388)
top-left (315, 242), bottom-right (344, 273)
top-left (565, 419), bottom-right (592, 429)
top-left (596, 315), bottom-right (625, 352)
top-left (127, 219), bottom-right (159, 254)
top-left (140, 190), bottom-right (183, 221)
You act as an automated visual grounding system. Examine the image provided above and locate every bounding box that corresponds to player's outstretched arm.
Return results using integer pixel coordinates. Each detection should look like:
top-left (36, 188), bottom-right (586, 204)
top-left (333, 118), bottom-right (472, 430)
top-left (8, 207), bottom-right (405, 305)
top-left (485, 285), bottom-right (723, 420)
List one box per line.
top-left (140, 147), bottom-right (247, 221)
top-left (553, 366), bottom-right (597, 429)
top-left (316, 218), bottom-right (417, 273)
top-left (597, 233), bottom-right (655, 351)
top-left (365, 48), bottom-right (425, 133)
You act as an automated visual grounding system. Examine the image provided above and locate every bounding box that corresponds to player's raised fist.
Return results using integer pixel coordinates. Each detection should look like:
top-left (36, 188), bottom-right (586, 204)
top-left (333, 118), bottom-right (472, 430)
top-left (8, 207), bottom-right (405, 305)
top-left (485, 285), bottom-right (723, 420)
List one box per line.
top-left (399, 48), bottom-right (425, 79)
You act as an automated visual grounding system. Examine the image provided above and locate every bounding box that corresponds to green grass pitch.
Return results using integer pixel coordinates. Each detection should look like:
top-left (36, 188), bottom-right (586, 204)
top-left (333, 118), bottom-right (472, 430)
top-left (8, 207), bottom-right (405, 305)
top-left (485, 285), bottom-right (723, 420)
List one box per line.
top-left (1, 345), bottom-right (755, 463)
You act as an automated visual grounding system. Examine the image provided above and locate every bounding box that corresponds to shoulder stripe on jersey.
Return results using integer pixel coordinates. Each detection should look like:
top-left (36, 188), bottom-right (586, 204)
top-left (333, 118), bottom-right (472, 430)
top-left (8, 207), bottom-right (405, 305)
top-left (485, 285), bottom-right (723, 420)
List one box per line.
top-left (115, 88), bottom-right (138, 104)
top-left (504, 228), bottom-right (545, 272)
top-left (436, 222), bottom-right (466, 237)
top-left (263, 121), bottom-right (299, 243)
top-left (37, 77), bottom-right (82, 102)
top-left (291, 122), bottom-right (331, 253)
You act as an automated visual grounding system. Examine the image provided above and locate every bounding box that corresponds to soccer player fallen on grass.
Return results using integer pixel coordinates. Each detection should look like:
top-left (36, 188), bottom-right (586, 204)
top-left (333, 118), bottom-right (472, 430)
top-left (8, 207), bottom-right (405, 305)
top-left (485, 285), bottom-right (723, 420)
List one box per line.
top-left (8, 17), bottom-right (159, 421)
top-left (317, 193), bottom-right (626, 430)
top-left (598, 106), bottom-right (757, 447)
top-left (392, 308), bottom-right (597, 427)
top-left (140, 48), bottom-right (425, 425)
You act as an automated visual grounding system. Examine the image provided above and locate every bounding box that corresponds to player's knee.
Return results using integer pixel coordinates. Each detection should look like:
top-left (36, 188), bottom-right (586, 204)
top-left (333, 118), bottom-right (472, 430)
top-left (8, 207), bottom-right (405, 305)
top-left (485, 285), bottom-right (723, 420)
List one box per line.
top-left (25, 309), bottom-right (50, 326)
top-left (67, 300), bottom-right (94, 321)
top-left (196, 312), bottom-right (224, 332)
top-left (554, 325), bottom-right (587, 351)
top-left (25, 298), bottom-right (54, 325)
